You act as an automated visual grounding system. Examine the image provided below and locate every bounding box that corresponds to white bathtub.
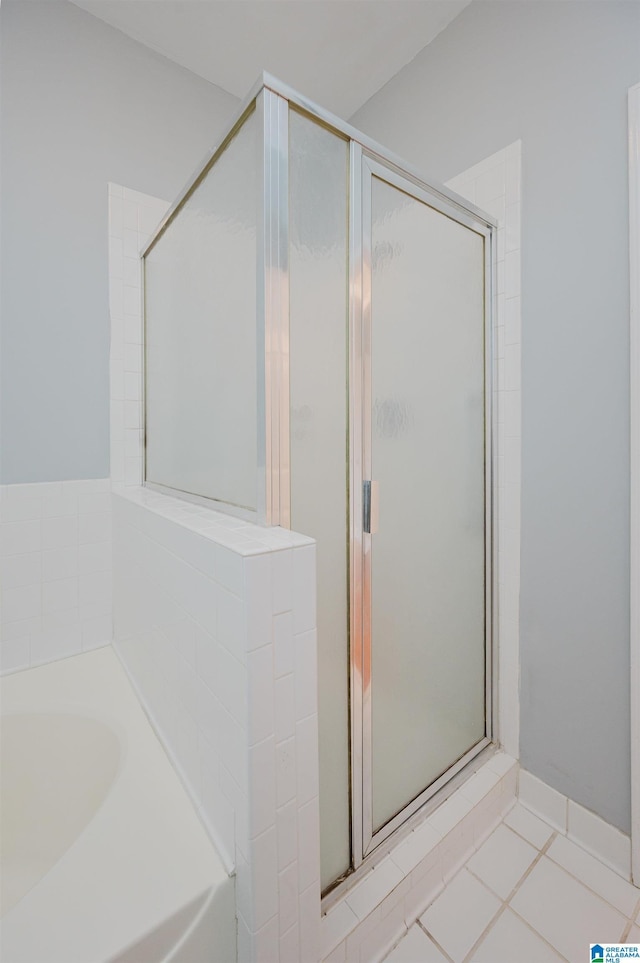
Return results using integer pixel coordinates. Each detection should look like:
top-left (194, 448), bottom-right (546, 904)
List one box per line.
top-left (0, 648), bottom-right (236, 963)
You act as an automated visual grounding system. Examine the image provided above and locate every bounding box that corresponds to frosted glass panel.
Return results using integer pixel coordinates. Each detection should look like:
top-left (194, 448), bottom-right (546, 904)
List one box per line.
top-left (370, 176), bottom-right (486, 832)
top-left (288, 110), bottom-right (350, 891)
top-left (144, 111), bottom-right (257, 510)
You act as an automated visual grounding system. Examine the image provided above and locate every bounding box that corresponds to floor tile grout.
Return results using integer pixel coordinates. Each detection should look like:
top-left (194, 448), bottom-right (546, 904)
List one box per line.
top-left (385, 812), bottom-right (640, 963)
top-left (501, 811), bottom-right (554, 850)
top-left (621, 917), bottom-right (634, 942)
top-left (460, 835), bottom-right (556, 963)
top-left (498, 831), bottom-right (574, 963)
top-left (506, 829), bottom-right (556, 897)
top-left (504, 831), bottom-right (635, 950)
top-left (505, 901), bottom-right (572, 961)
top-left (543, 841), bottom-right (640, 922)
top-left (460, 900), bottom-right (507, 963)
top-left (415, 917), bottom-right (455, 963)
top-left (536, 848), bottom-right (637, 926)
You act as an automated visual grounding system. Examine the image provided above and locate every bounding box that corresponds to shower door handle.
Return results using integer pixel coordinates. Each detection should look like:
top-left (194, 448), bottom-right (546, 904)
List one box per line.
top-left (363, 480), bottom-right (379, 534)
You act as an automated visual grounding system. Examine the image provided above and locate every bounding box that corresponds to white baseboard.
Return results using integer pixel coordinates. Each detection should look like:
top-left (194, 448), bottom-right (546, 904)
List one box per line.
top-left (518, 768), bottom-right (631, 881)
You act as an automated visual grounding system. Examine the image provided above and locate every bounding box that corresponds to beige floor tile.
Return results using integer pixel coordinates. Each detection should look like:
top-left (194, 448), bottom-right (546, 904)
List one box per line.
top-left (470, 908), bottom-right (564, 962)
top-left (510, 857), bottom-right (627, 961)
top-left (384, 924), bottom-right (449, 962)
top-left (546, 833), bottom-right (639, 917)
top-left (626, 923), bottom-right (640, 942)
top-left (467, 824), bottom-right (538, 899)
top-left (503, 802), bottom-right (554, 850)
top-left (420, 869), bottom-right (501, 962)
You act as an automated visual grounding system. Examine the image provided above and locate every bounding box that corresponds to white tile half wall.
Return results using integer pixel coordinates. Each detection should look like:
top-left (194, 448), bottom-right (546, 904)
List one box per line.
top-left (0, 479), bottom-right (112, 673)
top-left (112, 486), bottom-right (321, 963)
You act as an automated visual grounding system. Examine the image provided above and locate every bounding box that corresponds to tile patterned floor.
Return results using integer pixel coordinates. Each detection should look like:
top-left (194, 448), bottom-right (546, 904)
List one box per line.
top-left (384, 803), bottom-right (640, 963)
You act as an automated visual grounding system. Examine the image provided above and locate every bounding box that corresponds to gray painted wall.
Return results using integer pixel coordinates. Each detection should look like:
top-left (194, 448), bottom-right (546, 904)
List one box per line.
top-left (0, 1), bottom-right (239, 483)
top-left (2, 0), bottom-right (636, 835)
top-left (353, 0), bottom-right (639, 833)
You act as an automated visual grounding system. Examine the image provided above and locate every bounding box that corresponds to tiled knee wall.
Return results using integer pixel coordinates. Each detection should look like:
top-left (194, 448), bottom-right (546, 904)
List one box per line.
top-left (0, 479), bottom-right (113, 674)
top-left (112, 486), bottom-right (321, 963)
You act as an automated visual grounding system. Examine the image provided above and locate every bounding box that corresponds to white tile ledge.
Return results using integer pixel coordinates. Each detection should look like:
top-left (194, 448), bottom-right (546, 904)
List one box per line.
top-left (112, 485), bottom-right (314, 556)
top-left (320, 752), bottom-right (517, 960)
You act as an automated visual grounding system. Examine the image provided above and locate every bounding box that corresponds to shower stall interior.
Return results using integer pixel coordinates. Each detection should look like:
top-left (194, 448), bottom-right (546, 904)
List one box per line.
top-left (142, 75), bottom-right (496, 898)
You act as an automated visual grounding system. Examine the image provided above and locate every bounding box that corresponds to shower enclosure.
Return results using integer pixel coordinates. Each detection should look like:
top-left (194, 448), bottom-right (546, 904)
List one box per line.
top-left (142, 75), bottom-right (496, 898)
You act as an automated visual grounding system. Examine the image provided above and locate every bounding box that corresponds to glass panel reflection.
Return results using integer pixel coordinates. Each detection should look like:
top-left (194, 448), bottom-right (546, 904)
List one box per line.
top-left (145, 111), bottom-right (257, 510)
top-left (370, 175), bottom-right (486, 832)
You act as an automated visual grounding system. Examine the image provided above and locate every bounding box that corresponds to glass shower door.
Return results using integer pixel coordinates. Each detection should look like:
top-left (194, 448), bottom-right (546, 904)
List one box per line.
top-left (358, 157), bottom-right (493, 855)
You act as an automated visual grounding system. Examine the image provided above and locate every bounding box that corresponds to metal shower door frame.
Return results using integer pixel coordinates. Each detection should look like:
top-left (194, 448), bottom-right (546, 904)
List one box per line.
top-left (349, 147), bottom-right (498, 869)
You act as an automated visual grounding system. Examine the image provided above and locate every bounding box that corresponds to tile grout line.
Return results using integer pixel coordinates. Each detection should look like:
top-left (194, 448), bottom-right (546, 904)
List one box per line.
top-left (378, 924), bottom-right (410, 963)
top-left (415, 836), bottom-right (522, 963)
top-left (504, 830), bottom-right (557, 901)
top-left (501, 807), bottom-right (554, 849)
top-left (460, 901), bottom-right (508, 963)
top-left (462, 829), bottom-right (571, 963)
top-left (544, 843), bottom-right (640, 922)
top-left (621, 917), bottom-right (634, 943)
top-left (498, 830), bottom-right (573, 963)
top-left (506, 904), bottom-right (572, 963)
top-left (621, 895), bottom-right (640, 942)
top-left (509, 805), bottom-right (640, 915)
top-left (385, 803), bottom-right (637, 963)
top-left (459, 840), bottom-right (550, 963)
top-left (415, 918), bottom-right (456, 963)
top-left (465, 862), bottom-right (515, 902)
top-left (505, 898), bottom-right (573, 963)
top-left (518, 794), bottom-right (636, 882)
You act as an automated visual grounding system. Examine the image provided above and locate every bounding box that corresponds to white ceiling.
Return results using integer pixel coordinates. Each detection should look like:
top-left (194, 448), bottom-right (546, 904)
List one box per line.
top-left (70, 0), bottom-right (471, 118)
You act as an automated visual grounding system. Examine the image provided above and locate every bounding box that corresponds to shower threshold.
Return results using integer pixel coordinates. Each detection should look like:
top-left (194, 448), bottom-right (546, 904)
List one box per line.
top-left (321, 745), bottom-right (515, 921)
